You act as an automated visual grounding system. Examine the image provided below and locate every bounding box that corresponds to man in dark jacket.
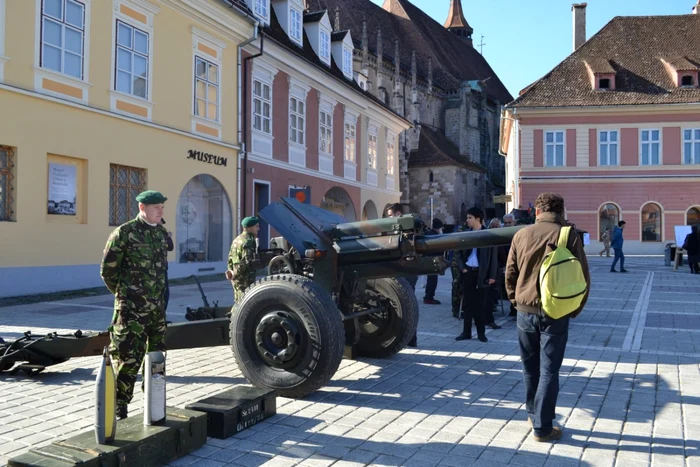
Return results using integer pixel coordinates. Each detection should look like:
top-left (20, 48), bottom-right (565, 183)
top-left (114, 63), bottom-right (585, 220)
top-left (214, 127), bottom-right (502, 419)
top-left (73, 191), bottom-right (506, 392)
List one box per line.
top-left (455, 207), bottom-right (498, 343)
top-left (424, 218), bottom-right (444, 304)
top-left (610, 221), bottom-right (627, 273)
top-left (683, 224), bottom-right (700, 274)
top-left (505, 192), bottom-right (590, 442)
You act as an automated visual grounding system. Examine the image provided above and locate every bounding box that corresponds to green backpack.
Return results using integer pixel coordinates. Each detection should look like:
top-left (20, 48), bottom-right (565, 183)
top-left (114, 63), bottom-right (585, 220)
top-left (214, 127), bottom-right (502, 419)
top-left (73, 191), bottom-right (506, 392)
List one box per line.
top-left (539, 226), bottom-right (587, 319)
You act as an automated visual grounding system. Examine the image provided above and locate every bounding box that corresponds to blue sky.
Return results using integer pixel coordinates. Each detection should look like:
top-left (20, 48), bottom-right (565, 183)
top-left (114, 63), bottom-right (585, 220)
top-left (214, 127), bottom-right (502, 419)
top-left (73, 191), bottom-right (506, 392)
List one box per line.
top-left (369, 0), bottom-right (694, 99)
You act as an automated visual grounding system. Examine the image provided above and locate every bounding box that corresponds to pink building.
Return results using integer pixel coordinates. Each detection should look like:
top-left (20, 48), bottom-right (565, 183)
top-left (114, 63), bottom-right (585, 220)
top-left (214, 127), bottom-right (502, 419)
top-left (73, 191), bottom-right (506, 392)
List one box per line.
top-left (501, 4), bottom-right (700, 254)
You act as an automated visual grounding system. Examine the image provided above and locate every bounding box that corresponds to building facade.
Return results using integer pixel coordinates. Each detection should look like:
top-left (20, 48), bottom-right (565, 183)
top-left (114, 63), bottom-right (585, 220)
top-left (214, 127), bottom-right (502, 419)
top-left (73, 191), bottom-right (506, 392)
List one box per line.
top-left (501, 4), bottom-right (700, 254)
top-left (238, 0), bottom-right (412, 249)
top-left (324, 0), bottom-right (513, 226)
top-left (0, 0), bottom-right (256, 297)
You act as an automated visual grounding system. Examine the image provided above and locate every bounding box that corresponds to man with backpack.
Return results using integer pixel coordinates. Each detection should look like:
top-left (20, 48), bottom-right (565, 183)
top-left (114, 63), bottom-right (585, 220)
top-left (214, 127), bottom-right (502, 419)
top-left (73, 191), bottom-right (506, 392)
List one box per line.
top-left (505, 193), bottom-right (590, 442)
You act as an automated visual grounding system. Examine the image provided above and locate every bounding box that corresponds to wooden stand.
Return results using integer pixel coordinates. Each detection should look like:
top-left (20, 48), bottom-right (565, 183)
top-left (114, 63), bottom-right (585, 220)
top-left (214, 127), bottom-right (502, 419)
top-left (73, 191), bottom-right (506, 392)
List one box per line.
top-left (674, 248), bottom-right (686, 271)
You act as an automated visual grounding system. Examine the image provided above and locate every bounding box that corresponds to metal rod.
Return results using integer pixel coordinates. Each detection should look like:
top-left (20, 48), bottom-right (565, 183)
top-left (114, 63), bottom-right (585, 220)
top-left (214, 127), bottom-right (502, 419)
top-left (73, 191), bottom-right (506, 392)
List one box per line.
top-left (343, 307), bottom-right (383, 321)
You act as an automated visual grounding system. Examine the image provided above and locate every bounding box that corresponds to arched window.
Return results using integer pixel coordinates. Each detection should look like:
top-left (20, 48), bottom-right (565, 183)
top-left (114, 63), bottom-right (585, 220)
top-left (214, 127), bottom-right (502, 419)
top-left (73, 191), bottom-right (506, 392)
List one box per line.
top-left (688, 206), bottom-right (700, 226)
top-left (429, 171), bottom-right (434, 183)
top-left (641, 202), bottom-right (662, 242)
top-left (599, 203), bottom-right (620, 241)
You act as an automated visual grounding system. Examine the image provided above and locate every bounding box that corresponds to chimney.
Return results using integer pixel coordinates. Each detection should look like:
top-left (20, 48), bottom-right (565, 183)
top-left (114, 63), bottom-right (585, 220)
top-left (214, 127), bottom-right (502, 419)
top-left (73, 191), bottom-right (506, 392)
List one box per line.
top-left (572, 3), bottom-right (587, 51)
top-left (694, 0), bottom-right (700, 14)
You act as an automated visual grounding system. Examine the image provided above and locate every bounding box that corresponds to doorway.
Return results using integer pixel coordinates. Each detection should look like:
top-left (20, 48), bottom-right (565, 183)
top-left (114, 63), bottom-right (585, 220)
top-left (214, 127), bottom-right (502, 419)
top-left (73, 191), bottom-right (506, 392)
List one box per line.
top-left (253, 181), bottom-right (270, 249)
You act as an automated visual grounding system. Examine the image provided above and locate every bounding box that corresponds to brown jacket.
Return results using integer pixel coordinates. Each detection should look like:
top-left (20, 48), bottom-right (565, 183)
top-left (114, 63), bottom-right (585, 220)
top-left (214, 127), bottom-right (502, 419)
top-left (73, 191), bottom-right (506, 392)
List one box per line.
top-left (505, 212), bottom-right (590, 317)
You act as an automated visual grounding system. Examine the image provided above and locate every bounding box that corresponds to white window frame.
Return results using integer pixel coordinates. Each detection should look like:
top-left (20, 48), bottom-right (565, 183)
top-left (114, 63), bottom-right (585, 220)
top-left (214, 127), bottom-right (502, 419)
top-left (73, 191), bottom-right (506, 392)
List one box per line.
top-left (344, 122), bottom-right (356, 163)
top-left (640, 129), bottom-right (661, 166)
top-left (0, 0), bottom-right (6, 80)
top-left (109, 0), bottom-right (159, 120)
top-left (319, 108), bottom-right (333, 156)
top-left (33, 0), bottom-right (92, 102)
top-left (40, 0), bottom-right (86, 80)
top-left (194, 56), bottom-right (219, 121)
top-left (320, 30), bottom-right (330, 63)
top-left (289, 7), bottom-right (302, 45)
top-left (386, 133), bottom-right (396, 176)
top-left (115, 20), bottom-right (150, 99)
top-left (289, 95), bottom-right (305, 146)
top-left (598, 130), bottom-right (619, 166)
top-left (544, 130), bottom-right (565, 167)
top-left (683, 128), bottom-right (700, 165)
top-left (255, 0), bottom-right (269, 20)
top-left (253, 78), bottom-right (272, 135)
top-left (343, 47), bottom-right (352, 78)
top-left (368, 128), bottom-right (378, 170)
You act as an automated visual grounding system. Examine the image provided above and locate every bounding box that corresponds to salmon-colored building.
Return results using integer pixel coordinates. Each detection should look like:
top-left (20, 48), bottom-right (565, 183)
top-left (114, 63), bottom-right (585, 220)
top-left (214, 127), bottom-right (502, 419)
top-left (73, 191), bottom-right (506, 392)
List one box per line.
top-left (239, 1), bottom-right (411, 249)
top-left (501, 4), bottom-right (700, 254)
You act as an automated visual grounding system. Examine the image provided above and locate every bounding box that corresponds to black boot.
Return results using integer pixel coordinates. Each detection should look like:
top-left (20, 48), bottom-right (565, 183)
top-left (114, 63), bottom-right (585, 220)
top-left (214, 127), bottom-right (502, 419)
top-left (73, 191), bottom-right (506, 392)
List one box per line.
top-left (117, 405), bottom-right (128, 420)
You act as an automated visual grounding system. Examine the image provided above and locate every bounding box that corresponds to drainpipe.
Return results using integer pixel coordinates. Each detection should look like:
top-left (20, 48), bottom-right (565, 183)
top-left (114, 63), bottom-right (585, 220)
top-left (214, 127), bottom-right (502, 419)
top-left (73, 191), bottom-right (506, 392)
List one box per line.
top-left (237, 22), bottom-right (262, 235)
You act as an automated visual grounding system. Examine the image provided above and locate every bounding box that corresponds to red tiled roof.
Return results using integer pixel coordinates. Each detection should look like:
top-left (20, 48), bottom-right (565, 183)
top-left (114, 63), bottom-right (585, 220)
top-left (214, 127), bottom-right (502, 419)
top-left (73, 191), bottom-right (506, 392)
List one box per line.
top-left (321, 0), bottom-right (513, 104)
top-left (510, 14), bottom-right (700, 108)
top-left (409, 126), bottom-right (486, 172)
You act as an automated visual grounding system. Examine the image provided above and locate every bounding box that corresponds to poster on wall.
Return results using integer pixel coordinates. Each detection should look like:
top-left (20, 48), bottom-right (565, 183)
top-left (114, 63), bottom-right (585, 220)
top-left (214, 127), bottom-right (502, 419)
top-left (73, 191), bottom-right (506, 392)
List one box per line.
top-left (47, 163), bottom-right (77, 215)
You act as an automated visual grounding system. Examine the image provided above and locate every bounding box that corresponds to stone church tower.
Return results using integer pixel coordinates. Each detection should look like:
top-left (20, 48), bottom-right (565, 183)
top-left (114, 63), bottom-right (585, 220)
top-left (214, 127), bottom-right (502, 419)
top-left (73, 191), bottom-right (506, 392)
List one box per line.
top-left (324, 0), bottom-right (512, 226)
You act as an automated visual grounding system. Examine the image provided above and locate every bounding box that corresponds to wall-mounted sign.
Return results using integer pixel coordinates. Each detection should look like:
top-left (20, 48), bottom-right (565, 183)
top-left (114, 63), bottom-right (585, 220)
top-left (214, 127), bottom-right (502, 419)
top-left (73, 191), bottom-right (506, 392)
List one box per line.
top-left (48, 163), bottom-right (77, 215)
top-left (187, 150), bottom-right (227, 167)
top-left (290, 186), bottom-right (311, 204)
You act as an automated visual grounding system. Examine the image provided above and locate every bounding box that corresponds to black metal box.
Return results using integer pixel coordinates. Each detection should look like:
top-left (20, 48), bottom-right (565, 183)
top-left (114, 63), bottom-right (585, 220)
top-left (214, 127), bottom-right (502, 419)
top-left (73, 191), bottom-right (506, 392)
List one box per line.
top-left (185, 385), bottom-right (276, 439)
top-left (8, 407), bottom-right (207, 467)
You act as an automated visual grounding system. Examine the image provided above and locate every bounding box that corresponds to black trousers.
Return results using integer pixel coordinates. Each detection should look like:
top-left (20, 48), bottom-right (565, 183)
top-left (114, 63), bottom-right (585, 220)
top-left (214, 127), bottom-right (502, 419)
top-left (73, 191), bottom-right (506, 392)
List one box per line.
top-left (461, 270), bottom-right (486, 338)
top-left (424, 275), bottom-right (438, 299)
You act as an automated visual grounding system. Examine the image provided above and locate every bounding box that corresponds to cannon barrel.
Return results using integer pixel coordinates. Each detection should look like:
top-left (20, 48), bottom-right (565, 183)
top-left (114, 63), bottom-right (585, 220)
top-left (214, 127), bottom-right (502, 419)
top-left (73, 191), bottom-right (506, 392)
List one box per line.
top-left (414, 225), bottom-right (526, 255)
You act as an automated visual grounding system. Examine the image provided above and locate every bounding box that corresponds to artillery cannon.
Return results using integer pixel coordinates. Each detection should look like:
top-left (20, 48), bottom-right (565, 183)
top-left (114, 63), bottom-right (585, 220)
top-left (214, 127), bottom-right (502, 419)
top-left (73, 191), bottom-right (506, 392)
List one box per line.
top-left (0, 197), bottom-right (523, 398)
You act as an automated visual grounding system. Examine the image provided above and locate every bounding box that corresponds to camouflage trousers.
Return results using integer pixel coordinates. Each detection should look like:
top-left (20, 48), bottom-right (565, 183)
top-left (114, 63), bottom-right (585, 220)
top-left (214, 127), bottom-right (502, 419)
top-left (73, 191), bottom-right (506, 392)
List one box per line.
top-left (232, 277), bottom-right (255, 303)
top-left (108, 300), bottom-right (166, 407)
top-left (451, 264), bottom-right (463, 314)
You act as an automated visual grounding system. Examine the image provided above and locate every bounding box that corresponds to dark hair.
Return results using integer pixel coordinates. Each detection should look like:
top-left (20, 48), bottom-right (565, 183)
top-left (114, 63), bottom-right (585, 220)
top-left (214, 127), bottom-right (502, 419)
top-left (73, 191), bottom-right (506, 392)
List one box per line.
top-left (534, 192), bottom-right (565, 215)
top-left (432, 218), bottom-right (444, 229)
top-left (618, 220), bottom-right (626, 227)
top-left (388, 203), bottom-right (403, 215)
top-left (466, 207), bottom-right (484, 222)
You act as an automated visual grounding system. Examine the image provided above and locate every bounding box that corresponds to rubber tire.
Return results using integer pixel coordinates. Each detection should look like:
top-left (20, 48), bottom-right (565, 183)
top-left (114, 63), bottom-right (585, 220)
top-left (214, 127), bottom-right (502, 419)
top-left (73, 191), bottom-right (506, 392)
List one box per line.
top-left (230, 274), bottom-right (345, 399)
top-left (356, 277), bottom-right (419, 359)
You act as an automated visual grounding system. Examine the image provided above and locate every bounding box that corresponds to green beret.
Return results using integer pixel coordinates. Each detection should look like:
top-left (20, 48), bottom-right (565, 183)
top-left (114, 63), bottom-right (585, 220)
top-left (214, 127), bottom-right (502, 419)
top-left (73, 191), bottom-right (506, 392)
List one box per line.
top-left (136, 190), bottom-right (167, 205)
top-left (242, 216), bottom-right (259, 228)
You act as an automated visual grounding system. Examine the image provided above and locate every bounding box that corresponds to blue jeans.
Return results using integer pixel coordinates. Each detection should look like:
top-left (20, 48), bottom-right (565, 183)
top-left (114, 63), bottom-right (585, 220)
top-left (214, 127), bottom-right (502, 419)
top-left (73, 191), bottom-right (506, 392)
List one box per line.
top-left (611, 248), bottom-right (625, 270)
top-left (517, 311), bottom-right (569, 437)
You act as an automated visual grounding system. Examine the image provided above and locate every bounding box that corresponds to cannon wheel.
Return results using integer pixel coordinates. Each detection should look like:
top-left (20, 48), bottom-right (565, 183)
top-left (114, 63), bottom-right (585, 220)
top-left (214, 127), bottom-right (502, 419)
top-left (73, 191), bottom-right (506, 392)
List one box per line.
top-left (230, 274), bottom-right (345, 399)
top-left (356, 277), bottom-right (419, 359)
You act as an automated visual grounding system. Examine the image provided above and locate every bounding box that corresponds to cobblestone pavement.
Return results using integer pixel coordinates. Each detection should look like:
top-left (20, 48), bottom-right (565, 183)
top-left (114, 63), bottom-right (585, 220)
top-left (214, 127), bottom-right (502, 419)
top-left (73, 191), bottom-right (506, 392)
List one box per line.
top-left (1, 257), bottom-right (699, 466)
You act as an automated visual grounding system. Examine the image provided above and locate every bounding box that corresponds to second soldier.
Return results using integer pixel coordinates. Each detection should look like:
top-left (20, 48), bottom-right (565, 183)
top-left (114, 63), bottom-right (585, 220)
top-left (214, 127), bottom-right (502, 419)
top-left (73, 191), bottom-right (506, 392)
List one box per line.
top-left (226, 216), bottom-right (261, 302)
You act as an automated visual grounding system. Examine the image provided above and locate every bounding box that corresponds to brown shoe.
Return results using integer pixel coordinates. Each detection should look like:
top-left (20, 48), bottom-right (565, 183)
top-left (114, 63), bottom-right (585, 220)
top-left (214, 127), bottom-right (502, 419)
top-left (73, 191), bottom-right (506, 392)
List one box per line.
top-left (533, 426), bottom-right (563, 442)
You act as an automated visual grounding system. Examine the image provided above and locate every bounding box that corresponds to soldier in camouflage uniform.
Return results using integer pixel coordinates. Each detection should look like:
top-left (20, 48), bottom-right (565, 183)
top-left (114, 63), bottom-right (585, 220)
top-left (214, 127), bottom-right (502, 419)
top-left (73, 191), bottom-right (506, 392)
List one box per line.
top-left (226, 216), bottom-right (260, 302)
top-left (100, 190), bottom-right (169, 420)
top-left (450, 221), bottom-right (467, 318)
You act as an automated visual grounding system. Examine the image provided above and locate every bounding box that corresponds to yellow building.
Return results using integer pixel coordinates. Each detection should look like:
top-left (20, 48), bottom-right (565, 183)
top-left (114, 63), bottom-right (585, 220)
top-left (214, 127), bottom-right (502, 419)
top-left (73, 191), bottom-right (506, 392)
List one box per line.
top-left (0, 0), bottom-right (256, 297)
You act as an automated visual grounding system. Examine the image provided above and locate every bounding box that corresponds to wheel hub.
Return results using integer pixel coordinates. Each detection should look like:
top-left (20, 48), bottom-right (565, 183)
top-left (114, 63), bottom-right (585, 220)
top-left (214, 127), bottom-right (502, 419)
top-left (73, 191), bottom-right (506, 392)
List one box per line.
top-left (255, 311), bottom-right (302, 368)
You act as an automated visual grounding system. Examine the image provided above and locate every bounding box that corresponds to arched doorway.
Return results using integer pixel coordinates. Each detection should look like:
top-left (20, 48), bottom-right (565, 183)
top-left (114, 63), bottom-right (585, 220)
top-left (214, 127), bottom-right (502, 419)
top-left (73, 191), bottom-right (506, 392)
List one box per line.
top-left (641, 202), bottom-right (662, 242)
top-left (599, 203), bottom-right (620, 241)
top-left (688, 206), bottom-right (700, 225)
top-left (176, 174), bottom-right (233, 263)
top-left (321, 186), bottom-right (356, 221)
top-left (362, 200), bottom-right (378, 220)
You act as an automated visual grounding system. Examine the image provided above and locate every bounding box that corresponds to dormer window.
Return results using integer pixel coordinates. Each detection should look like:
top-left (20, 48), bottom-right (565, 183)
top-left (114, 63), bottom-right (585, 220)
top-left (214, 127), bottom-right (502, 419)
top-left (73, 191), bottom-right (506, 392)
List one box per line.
top-left (343, 48), bottom-right (352, 77)
top-left (255, 0), bottom-right (268, 18)
top-left (660, 57), bottom-right (699, 89)
top-left (584, 59), bottom-right (616, 91)
top-left (289, 8), bottom-right (302, 43)
top-left (682, 75), bottom-right (694, 87)
top-left (320, 30), bottom-right (330, 61)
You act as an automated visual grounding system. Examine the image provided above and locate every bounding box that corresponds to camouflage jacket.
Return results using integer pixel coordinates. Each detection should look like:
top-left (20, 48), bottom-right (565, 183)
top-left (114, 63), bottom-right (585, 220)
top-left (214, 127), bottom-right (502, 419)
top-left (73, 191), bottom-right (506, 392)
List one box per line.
top-left (100, 215), bottom-right (169, 304)
top-left (228, 232), bottom-right (258, 284)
